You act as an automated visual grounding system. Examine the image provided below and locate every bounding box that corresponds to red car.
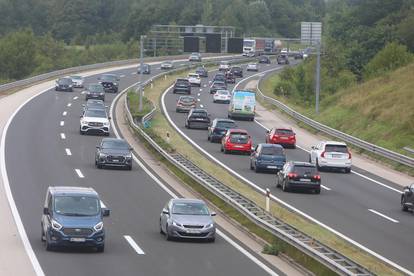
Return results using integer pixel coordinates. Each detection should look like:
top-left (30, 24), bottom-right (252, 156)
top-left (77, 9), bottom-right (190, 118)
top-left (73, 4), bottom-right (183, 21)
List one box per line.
top-left (221, 129), bottom-right (253, 154)
top-left (265, 127), bottom-right (296, 148)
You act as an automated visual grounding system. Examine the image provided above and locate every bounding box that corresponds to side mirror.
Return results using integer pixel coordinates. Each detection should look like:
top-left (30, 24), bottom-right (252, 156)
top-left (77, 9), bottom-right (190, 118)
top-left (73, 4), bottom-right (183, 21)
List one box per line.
top-left (266, 130), bottom-right (270, 134)
top-left (102, 209), bottom-right (110, 217)
top-left (210, 212), bottom-right (216, 217)
top-left (43, 207), bottom-right (49, 215)
top-left (162, 208), bottom-right (169, 215)
top-left (129, 147), bottom-right (133, 151)
top-left (108, 116), bottom-right (112, 120)
top-left (80, 115), bottom-right (83, 118)
top-left (96, 145), bottom-right (100, 149)
top-left (311, 146), bottom-right (316, 150)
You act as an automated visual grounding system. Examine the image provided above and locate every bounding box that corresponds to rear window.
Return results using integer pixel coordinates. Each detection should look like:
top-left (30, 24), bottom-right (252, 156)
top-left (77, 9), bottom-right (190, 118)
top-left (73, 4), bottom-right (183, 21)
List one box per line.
top-left (293, 165), bottom-right (318, 175)
top-left (216, 121), bottom-right (236, 129)
top-left (325, 145), bottom-right (348, 153)
top-left (261, 147), bottom-right (284, 155)
top-left (276, 129), bottom-right (294, 135)
top-left (177, 79), bottom-right (189, 84)
top-left (230, 133), bottom-right (249, 143)
top-left (180, 97), bottom-right (195, 103)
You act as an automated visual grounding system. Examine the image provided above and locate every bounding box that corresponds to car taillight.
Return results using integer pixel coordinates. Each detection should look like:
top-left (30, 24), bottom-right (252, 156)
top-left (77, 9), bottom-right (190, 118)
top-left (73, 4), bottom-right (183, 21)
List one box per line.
top-left (272, 135), bottom-right (279, 140)
top-left (347, 150), bottom-right (352, 159)
top-left (321, 151), bottom-right (326, 158)
top-left (313, 175), bottom-right (321, 180)
top-left (287, 173), bottom-right (298, 179)
top-left (289, 135), bottom-right (295, 139)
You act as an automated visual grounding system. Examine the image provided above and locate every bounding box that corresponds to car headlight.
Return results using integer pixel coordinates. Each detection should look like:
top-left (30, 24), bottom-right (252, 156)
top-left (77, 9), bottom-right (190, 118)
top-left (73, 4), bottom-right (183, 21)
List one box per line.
top-left (51, 219), bottom-right (62, 231)
top-left (100, 93), bottom-right (104, 95)
top-left (94, 222), bottom-right (104, 232)
top-left (81, 119), bottom-right (88, 125)
top-left (172, 221), bottom-right (183, 227)
top-left (103, 121), bottom-right (109, 126)
top-left (113, 83), bottom-right (118, 86)
top-left (99, 153), bottom-right (107, 158)
top-left (205, 223), bottom-right (214, 228)
top-left (126, 154), bottom-right (132, 159)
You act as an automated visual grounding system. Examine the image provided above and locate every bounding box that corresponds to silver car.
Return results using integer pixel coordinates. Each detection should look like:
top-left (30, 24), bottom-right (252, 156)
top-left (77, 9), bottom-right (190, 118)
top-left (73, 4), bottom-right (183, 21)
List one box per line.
top-left (246, 63), bottom-right (259, 72)
top-left (160, 198), bottom-right (216, 242)
top-left (70, 75), bottom-right (84, 88)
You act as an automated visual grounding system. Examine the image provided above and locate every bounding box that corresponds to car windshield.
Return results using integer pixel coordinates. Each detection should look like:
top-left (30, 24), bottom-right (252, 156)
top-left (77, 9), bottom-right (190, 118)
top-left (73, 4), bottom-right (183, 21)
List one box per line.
top-left (71, 76), bottom-right (82, 80)
top-left (220, 61), bottom-right (229, 65)
top-left (230, 133), bottom-right (249, 143)
top-left (325, 145), bottom-right (348, 153)
top-left (101, 75), bottom-right (117, 81)
top-left (54, 195), bottom-right (100, 216)
top-left (58, 78), bottom-right (72, 84)
top-left (276, 129), bottom-right (294, 135)
top-left (261, 146), bottom-right (284, 155)
top-left (85, 109), bottom-right (107, 118)
top-left (88, 84), bottom-right (104, 93)
top-left (172, 202), bottom-right (209, 215)
top-left (180, 97), bottom-right (195, 103)
top-left (196, 67), bottom-right (206, 72)
top-left (232, 67), bottom-right (241, 71)
top-left (102, 140), bottom-right (129, 150)
top-left (177, 79), bottom-right (189, 85)
top-left (217, 90), bottom-right (229, 95)
top-left (164, 61), bottom-right (172, 65)
top-left (216, 121), bottom-right (236, 129)
top-left (293, 165), bottom-right (318, 175)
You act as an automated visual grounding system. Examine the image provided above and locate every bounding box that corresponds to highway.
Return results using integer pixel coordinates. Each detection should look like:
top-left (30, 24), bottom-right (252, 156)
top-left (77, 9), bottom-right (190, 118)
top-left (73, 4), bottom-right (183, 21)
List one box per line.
top-left (3, 59), bottom-right (282, 276)
top-left (161, 61), bottom-right (414, 272)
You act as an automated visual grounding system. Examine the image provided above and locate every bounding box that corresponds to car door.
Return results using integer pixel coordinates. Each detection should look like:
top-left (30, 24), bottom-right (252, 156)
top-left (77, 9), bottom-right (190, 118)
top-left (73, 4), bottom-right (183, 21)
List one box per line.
top-left (42, 191), bottom-right (52, 234)
top-left (407, 184), bottom-right (414, 204)
top-left (251, 145), bottom-right (260, 166)
top-left (160, 202), bottom-right (170, 231)
top-left (311, 142), bottom-right (321, 163)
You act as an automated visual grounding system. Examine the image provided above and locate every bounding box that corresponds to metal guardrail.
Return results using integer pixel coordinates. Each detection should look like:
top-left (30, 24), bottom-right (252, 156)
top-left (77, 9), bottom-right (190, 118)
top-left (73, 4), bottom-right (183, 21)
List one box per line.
top-left (123, 66), bottom-right (374, 276)
top-left (404, 147), bottom-right (414, 155)
top-left (255, 76), bottom-right (414, 168)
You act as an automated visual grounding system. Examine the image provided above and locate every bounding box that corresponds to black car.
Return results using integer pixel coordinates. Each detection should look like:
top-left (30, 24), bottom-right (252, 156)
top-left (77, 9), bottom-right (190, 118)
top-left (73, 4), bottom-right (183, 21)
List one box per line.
top-left (277, 54), bottom-right (289, 65)
top-left (225, 71), bottom-right (236, 84)
top-left (276, 161), bottom-right (321, 194)
top-left (138, 63), bottom-right (151, 74)
top-left (294, 52), bottom-right (304, 60)
top-left (55, 77), bottom-right (73, 92)
top-left (196, 67), bottom-right (208, 78)
top-left (250, 144), bottom-right (286, 173)
top-left (99, 74), bottom-right (119, 93)
top-left (85, 83), bottom-right (105, 101)
top-left (173, 78), bottom-right (191, 94)
top-left (210, 81), bottom-right (227, 94)
top-left (185, 108), bottom-right (210, 129)
top-left (401, 184), bottom-right (414, 212)
top-left (82, 99), bottom-right (106, 115)
top-left (213, 73), bottom-right (226, 83)
top-left (208, 118), bottom-right (236, 143)
top-left (258, 56), bottom-right (271, 64)
top-left (95, 138), bottom-right (133, 170)
top-left (230, 66), bottom-right (243, 78)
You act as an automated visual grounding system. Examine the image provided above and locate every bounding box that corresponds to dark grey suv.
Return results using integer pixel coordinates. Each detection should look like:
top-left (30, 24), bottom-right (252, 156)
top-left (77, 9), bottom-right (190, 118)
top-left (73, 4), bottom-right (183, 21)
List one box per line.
top-left (401, 184), bottom-right (414, 212)
top-left (95, 138), bottom-right (133, 170)
top-left (85, 84), bottom-right (105, 101)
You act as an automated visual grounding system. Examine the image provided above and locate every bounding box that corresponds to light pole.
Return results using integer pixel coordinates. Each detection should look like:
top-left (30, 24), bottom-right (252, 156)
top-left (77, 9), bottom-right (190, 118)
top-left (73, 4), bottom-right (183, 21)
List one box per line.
top-left (138, 35), bottom-right (146, 112)
top-left (315, 41), bottom-right (321, 114)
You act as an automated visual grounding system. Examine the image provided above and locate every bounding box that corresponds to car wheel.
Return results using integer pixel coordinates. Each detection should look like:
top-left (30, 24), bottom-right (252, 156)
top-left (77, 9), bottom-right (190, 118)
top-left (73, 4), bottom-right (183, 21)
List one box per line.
top-left (41, 225), bottom-right (45, 242)
top-left (97, 163), bottom-right (103, 169)
top-left (276, 177), bottom-right (281, 188)
top-left (165, 224), bottom-right (173, 241)
top-left (282, 181), bottom-right (289, 192)
top-left (127, 165), bottom-right (132, 171)
top-left (250, 160), bottom-right (254, 170)
top-left (159, 220), bottom-right (164, 234)
top-left (223, 148), bottom-right (228, 154)
top-left (308, 155), bottom-right (312, 163)
top-left (291, 144), bottom-right (296, 149)
top-left (254, 163), bottom-right (260, 173)
top-left (316, 159), bottom-right (321, 171)
top-left (96, 244), bottom-right (105, 253)
top-left (208, 236), bottom-right (216, 243)
top-left (315, 188), bottom-right (321, 194)
top-left (45, 232), bottom-right (53, 251)
top-left (80, 129), bottom-right (85, 135)
top-left (220, 146), bottom-right (224, 152)
top-left (402, 196), bottom-right (409, 212)
top-left (345, 167), bottom-right (351, 173)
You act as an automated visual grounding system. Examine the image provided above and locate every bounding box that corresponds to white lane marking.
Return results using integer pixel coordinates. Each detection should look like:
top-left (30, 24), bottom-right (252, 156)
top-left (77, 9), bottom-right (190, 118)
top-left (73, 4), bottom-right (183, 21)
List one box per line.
top-left (197, 98), bottom-right (200, 102)
top-left (131, 72), bottom-right (136, 75)
top-left (200, 104), bottom-right (204, 108)
top-left (65, 148), bottom-right (72, 156)
top-left (321, 185), bottom-right (331, 191)
top-left (100, 200), bottom-right (107, 209)
top-left (197, 93), bottom-right (201, 96)
top-left (75, 169), bottom-right (84, 178)
top-left (368, 209), bottom-right (399, 223)
top-left (124, 235), bottom-right (145, 255)
top-left (120, 74), bottom-right (125, 78)
top-left (73, 96), bottom-right (78, 100)
top-left (62, 111), bottom-right (67, 116)
top-left (60, 121), bottom-right (64, 126)
top-left (60, 133), bottom-right (66, 140)
top-left (67, 103), bottom-right (72, 107)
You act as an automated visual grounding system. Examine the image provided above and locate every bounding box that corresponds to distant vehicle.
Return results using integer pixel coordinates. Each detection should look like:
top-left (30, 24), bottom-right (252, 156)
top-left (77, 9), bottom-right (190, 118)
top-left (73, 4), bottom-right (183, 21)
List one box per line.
top-left (80, 108), bottom-right (110, 136)
top-left (173, 78), bottom-right (191, 94)
top-left (294, 52), bottom-right (304, 60)
top-left (95, 138), bottom-right (132, 170)
top-left (218, 61), bottom-right (230, 71)
top-left (277, 54), bottom-right (289, 65)
top-left (250, 144), bottom-right (286, 173)
top-left (213, 73), bottom-right (226, 83)
top-left (243, 38), bottom-right (282, 56)
top-left (69, 75), bottom-right (84, 88)
top-left (213, 90), bottom-right (231, 103)
top-left (401, 184), bottom-right (414, 212)
top-left (258, 55), bottom-right (271, 64)
top-left (55, 77), bottom-right (73, 92)
top-left (98, 74), bottom-right (119, 93)
top-left (309, 141), bottom-right (352, 173)
top-left (41, 186), bottom-right (110, 252)
top-left (228, 90), bottom-right (256, 121)
top-left (82, 100), bottom-right (106, 115)
top-left (208, 118), bottom-right (237, 143)
top-left (243, 39), bottom-right (256, 56)
top-left (276, 161), bottom-right (321, 194)
top-left (225, 71), bottom-right (236, 84)
top-left (138, 63), bottom-right (151, 74)
top-left (161, 61), bottom-right (174, 70)
top-left (185, 108), bottom-right (210, 129)
top-left (188, 52), bottom-right (202, 62)
top-left (176, 96), bottom-right (196, 113)
top-left (195, 67), bottom-right (208, 78)
top-left (265, 127), bottom-right (296, 148)
top-left (246, 63), bottom-right (259, 72)
top-left (85, 83), bottom-right (105, 101)
top-left (230, 66), bottom-right (243, 78)
top-left (210, 81), bottom-right (227, 94)
top-left (188, 73), bottom-right (201, 87)
top-left (281, 48), bottom-right (288, 54)
top-left (160, 198), bottom-right (216, 242)
top-left (221, 129), bottom-right (253, 154)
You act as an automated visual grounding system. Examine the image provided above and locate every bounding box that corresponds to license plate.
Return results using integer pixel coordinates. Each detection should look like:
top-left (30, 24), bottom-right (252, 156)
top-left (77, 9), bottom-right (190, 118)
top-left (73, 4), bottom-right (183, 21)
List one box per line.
top-left (267, 166), bottom-right (278, 169)
top-left (112, 159), bottom-right (119, 162)
top-left (196, 118), bottom-right (204, 121)
top-left (70, 237), bottom-right (86, 242)
top-left (280, 137), bottom-right (288, 139)
top-left (300, 178), bottom-right (311, 182)
top-left (186, 229), bottom-right (200, 234)
top-left (332, 154), bottom-right (342, 158)
top-left (234, 145), bottom-right (243, 148)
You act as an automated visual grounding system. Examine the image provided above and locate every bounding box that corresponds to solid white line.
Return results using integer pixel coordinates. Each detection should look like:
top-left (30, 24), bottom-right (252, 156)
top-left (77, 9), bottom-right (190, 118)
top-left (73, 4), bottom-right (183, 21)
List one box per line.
top-left (62, 111), bottom-right (67, 116)
top-left (368, 209), bottom-right (399, 223)
top-left (75, 169), bottom-right (84, 178)
top-left (321, 185), bottom-right (331, 191)
top-left (65, 148), bottom-right (72, 156)
top-left (60, 133), bottom-right (66, 140)
top-left (124, 235), bottom-right (145, 255)
top-left (60, 121), bottom-right (64, 126)
top-left (67, 103), bottom-right (72, 107)
top-left (73, 96), bottom-right (78, 100)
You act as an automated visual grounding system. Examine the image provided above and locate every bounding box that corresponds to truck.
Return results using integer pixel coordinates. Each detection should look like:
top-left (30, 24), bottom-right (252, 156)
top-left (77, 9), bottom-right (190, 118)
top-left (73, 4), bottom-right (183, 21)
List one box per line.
top-left (228, 90), bottom-right (256, 121)
top-left (243, 38), bottom-right (282, 56)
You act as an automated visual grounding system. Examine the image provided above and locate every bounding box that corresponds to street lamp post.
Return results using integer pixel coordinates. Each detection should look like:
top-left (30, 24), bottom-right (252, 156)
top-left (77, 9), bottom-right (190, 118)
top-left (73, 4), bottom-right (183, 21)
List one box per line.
top-left (138, 35), bottom-right (145, 112)
top-left (315, 41), bottom-right (321, 114)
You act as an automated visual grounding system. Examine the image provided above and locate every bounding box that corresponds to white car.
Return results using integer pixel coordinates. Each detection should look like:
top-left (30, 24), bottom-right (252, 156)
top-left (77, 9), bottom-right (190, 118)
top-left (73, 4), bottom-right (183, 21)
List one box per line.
top-left (213, 90), bottom-right (231, 103)
top-left (246, 63), bottom-right (259, 72)
top-left (309, 141), bottom-right (352, 173)
top-left (161, 61), bottom-right (174, 70)
top-left (80, 108), bottom-right (110, 136)
top-left (189, 53), bottom-right (202, 62)
top-left (70, 75), bottom-right (84, 88)
top-left (219, 61), bottom-right (230, 71)
top-left (188, 73), bottom-right (201, 87)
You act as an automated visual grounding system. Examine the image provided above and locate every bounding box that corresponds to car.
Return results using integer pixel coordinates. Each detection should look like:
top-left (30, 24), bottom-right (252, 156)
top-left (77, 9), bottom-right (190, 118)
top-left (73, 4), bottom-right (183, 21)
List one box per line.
top-left (210, 81), bottom-right (227, 94)
top-left (213, 73), bottom-right (226, 83)
top-left (85, 83), bottom-right (105, 101)
top-left (98, 74), bottom-right (119, 93)
top-left (277, 54), bottom-right (289, 65)
top-left (225, 71), bottom-right (236, 84)
top-left (309, 141), bottom-right (352, 173)
top-left (258, 55), bottom-right (271, 64)
top-left (95, 138), bottom-right (133, 170)
top-left (230, 66), bottom-right (243, 78)
top-left (221, 129), bottom-right (252, 154)
top-left (250, 144), bottom-right (286, 173)
top-left (195, 67), bottom-right (208, 78)
top-left (218, 61), bottom-right (230, 71)
top-left (138, 63), bottom-right (151, 74)
top-left (176, 96), bottom-right (196, 113)
top-left (55, 77), bottom-right (74, 92)
top-left (281, 48), bottom-right (288, 54)
top-left (82, 99), bottom-right (106, 115)
top-left (41, 186), bottom-right (110, 252)
top-left (401, 184), bottom-right (414, 212)
top-left (69, 75), bottom-right (84, 88)
top-left (173, 78), bottom-right (191, 94)
top-left (188, 73), bottom-right (201, 87)
top-left (265, 127), bottom-right (296, 148)
top-left (294, 52), bottom-right (304, 60)
top-left (246, 63), bottom-right (259, 72)
top-left (80, 108), bottom-right (111, 136)
top-left (160, 198), bottom-right (216, 242)
top-left (161, 61), bottom-right (174, 70)
top-left (276, 161), bottom-right (321, 193)
top-left (208, 118), bottom-right (237, 143)
top-left (185, 108), bottom-right (210, 129)
top-left (188, 52), bottom-right (202, 62)
top-left (213, 89), bottom-right (231, 103)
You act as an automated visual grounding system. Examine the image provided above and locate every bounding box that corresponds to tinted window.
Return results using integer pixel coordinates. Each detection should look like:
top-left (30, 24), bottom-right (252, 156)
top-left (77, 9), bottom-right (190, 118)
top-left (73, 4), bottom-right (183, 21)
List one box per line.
top-left (86, 101), bottom-right (104, 108)
top-left (102, 140), bottom-right (129, 150)
top-left (293, 165), bottom-right (318, 175)
top-left (58, 78), bottom-right (72, 84)
top-left (179, 97), bottom-right (195, 103)
top-left (71, 76), bottom-right (82, 80)
top-left (85, 109), bottom-right (107, 118)
top-left (54, 196), bottom-right (99, 216)
top-left (276, 129), bottom-right (294, 135)
top-left (101, 75), bottom-right (117, 81)
top-left (176, 79), bottom-right (189, 85)
top-left (261, 146), bottom-right (284, 155)
top-left (88, 84), bottom-right (104, 93)
top-left (325, 145), bottom-right (348, 153)
top-left (192, 112), bottom-right (207, 118)
top-left (230, 133), bottom-right (249, 143)
top-left (216, 121), bottom-right (236, 129)
top-left (172, 202), bottom-right (209, 215)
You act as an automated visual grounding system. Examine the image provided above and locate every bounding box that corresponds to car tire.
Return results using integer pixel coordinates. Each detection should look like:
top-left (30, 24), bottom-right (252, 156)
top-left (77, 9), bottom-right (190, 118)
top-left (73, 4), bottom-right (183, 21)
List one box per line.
top-left (223, 148), bottom-right (228, 154)
top-left (80, 129), bottom-right (85, 135)
top-left (41, 225), bottom-right (45, 242)
top-left (96, 245), bottom-right (105, 253)
top-left (316, 159), bottom-right (321, 171)
top-left (345, 167), bottom-right (351, 173)
top-left (254, 163), bottom-right (260, 173)
top-left (315, 188), bottom-right (321, 194)
top-left (402, 196), bottom-right (409, 212)
top-left (97, 163), bottom-right (103, 169)
top-left (159, 220), bottom-right (164, 234)
top-left (276, 177), bottom-right (281, 188)
top-left (165, 224), bottom-right (172, 241)
top-left (208, 237), bottom-right (216, 243)
top-left (282, 181), bottom-right (289, 192)
top-left (250, 160), bottom-right (254, 170)
top-left (127, 165), bottom-right (132, 171)
top-left (45, 233), bottom-right (53, 251)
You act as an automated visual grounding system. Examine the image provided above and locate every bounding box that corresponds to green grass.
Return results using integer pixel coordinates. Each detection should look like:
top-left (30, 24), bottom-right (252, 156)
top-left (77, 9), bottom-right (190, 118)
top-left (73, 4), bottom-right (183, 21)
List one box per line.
top-left (127, 91), bottom-right (153, 119)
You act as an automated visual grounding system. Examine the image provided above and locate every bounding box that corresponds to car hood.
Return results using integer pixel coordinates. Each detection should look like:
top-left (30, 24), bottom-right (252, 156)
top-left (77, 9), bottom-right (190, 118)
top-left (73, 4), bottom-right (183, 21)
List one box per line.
top-left (171, 214), bottom-right (213, 226)
top-left (53, 213), bottom-right (101, 228)
top-left (100, 148), bottom-right (131, 156)
top-left (82, 117), bottom-right (109, 123)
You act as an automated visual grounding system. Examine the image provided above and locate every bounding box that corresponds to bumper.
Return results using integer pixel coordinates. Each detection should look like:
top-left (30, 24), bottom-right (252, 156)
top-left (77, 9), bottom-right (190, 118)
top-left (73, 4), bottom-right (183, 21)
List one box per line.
top-left (272, 139), bottom-right (296, 146)
top-left (168, 225), bottom-right (215, 240)
top-left (213, 98), bottom-right (230, 103)
top-left (225, 145), bottom-right (251, 153)
top-left (287, 181), bottom-right (321, 190)
top-left (228, 112), bottom-right (255, 120)
top-left (81, 125), bottom-right (110, 135)
top-left (47, 228), bottom-right (105, 248)
top-left (246, 68), bottom-right (258, 71)
top-left (188, 121), bottom-right (209, 129)
top-left (97, 157), bottom-right (132, 167)
top-left (73, 83), bottom-right (83, 88)
top-left (56, 86), bottom-right (73, 91)
top-left (103, 87), bottom-right (118, 93)
top-left (256, 163), bottom-right (284, 171)
top-left (173, 88), bottom-right (191, 94)
top-left (86, 94), bottom-right (105, 100)
top-left (210, 133), bottom-right (225, 142)
top-left (318, 159), bottom-right (351, 169)
top-left (176, 106), bottom-right (194, 112)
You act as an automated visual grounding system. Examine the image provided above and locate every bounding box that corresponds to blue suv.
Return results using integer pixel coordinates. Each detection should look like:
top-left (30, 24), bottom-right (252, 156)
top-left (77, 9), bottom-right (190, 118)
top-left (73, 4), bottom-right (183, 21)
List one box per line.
top-left (41, 186), bottom-right (110, 252)
top-left (250, 143), bottom-right (286, 173)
